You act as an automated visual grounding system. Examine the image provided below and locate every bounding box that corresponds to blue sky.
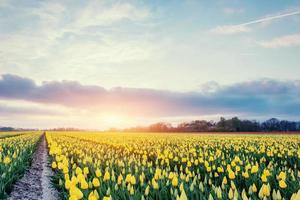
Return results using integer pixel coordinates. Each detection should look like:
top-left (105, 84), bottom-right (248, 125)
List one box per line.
top-left (0, 0), bottom-right (300, 129)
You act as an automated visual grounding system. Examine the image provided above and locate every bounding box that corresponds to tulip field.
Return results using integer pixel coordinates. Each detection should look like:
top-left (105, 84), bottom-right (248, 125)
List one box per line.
top-left (0, 132), bottom-right (41, 199)
top-left (47, 132), bottom-right (300, 200)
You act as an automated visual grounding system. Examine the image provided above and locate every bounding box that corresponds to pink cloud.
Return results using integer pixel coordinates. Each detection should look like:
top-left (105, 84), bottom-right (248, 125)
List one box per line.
top-left (1, 74), bottom-right (300, 117)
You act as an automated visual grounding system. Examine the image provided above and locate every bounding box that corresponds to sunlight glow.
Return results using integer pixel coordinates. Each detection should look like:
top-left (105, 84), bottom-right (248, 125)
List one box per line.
top-left (100, 113), bottom-right (128, 128)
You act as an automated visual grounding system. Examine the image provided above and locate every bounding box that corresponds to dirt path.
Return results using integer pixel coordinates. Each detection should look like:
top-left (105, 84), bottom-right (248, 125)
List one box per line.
top-left (9, 135), bottom-right (59, 200)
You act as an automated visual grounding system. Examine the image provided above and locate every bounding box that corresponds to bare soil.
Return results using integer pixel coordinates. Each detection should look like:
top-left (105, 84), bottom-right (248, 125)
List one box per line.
top-left (8, 135), bottom-right (59, 200)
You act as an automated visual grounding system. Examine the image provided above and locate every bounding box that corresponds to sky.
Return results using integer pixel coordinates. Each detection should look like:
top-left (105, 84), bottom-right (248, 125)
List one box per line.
top-left (0, 0), bottom-right (300, 129)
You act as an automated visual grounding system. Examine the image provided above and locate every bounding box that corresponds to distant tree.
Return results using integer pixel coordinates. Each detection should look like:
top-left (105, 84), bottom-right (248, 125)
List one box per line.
top-left (217, 117), bottom-right (227, 131)
top-left (149, 122), bottom-right (172, 132)
top-left (0, 127), bottom-right (15, 131)
top-left (262, 118), bottom-right (280, 131)
top-left (121, 117), bottom-right (300, 133)
top-left (231, 117), bottom-right (242, 131)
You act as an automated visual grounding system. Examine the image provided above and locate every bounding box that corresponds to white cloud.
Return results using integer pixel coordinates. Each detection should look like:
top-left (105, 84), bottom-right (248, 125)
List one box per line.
top-left (260, 34), bottom-right (300, 48)
top-left (223, 7), bottom-right (244, 15)
top-left (0, 0), bottom-right (8, 7)
top-left (210, 25), bottom-right (251, 35)
top-left (73, 2), bottom-right (150, 29)
top-left (0, 99), bottom-right (71, 116)
top-left (0, 0), bottom-right (158, 74)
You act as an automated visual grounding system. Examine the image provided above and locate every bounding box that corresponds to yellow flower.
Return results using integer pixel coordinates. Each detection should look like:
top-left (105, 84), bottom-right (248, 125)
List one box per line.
top-left (65, 179), bottom-right (72, 190)
top-left (117, 174), bottom-right (123, 185)
top-left (228, 170), bottom-right (235, 180)
top-left (71, 176), bottom-right (78, 186)
top-left (279, 180), bottom-right (287, 189)
top-left (80, 179), bottom-right (88, 190)
top-left (206, 166), bottom-right (212, 172)
top-left (242, 189), bottom-right (248, 200)
top-left (75, 167), bottom-right (82, 175)
top-left (52, 161), bottom-right (57, 169)
top-left (217, 167), bottom-right (224, 173)
top-left (259, 184), bottom-right (270, 198)
top-left (139, 174), bottom-right (144, 185)
top-left (77, 174), bottom-right (85, 182)
top-left (168, 172), bottom-right (174, 179)
top-left (251, 165), bottom-right (258, 174)
top-left (179, 188), bottom-right (188, 200)
top-left (172, 176), bottom-right (178, 187)
top-left (95, 168), bottom-right (102, 177)
top-left (144, 185), bottom-right (150, 196)
top-left (130, 186), bottom-right (134, 195)
top-left (69, 195), bottom-right (78, 200)
top-left (278, 172), bottom-right (286, 181)
top-left (263, 169), bottom-right (270, 177)
top-left (130, 175), bottom-right (136, 185)
top-left (92, 178), bottom-right (100, 188)
top-left (69, 186), bottom-right (83, 199)
top-left (83, 167), bottom-right (89, 175)
top-left (152, 179), bottom-right (159, 189)
top-left (44, 129), bottom-right (300, 200)
top-left (261, 174), bottom-right (267, 183)
top-left (104, 171), bottom-right (110, 181)
top-left (252, 183), bottom-right (257, 193)
top-left (242, 171), bottom-right (249, 179)
top-left (230, 181), bottom-right (236, 190)
top-left (63, 166), bottom-right (69, 174)
top-left (3, 156), bottom-right (11, 165)
top-left (263, 184), bottom-right (270, 197)
top-left (88, 190), bottom-right (99, 200)
top-left (228, 188), bottom-right (234, 199)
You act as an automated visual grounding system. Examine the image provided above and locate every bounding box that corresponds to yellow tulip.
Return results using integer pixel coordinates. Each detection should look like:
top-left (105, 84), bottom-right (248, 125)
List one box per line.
top-left (83, 167), bottom-right (89, 175)
top-left (88, 190), bottom-right (99, 200)
top-left (117, 174), bottom-right (123, 185)
top-left (104, 171), bottom-right (110, 181)
top-left (65, 179), bottom-right (72, 190)
top-left (130, 175), bottom-right (136, 185)
top-left (261, 174), bottom-right (267, 183)
top-left (95, 168), bottom-right (101, 177)
top-left (52, 161), bottom-right (57, 169)
top-left (92, 178), bottom-right (100, 187)
top-left (279, 180), bottom-right (287, 189)
top-left (251, 165), bottom-right (258, 174)
top-left (222, 176), bottom-right (228, 185)
top-left (69, 186), bottom-right (83, 199)
top-left (228, 170), bottom-right (235, 180)
top-left (80, 179), bottom-right (88, 190)
top-left (172, 176), bottom-right (178, 187)
top-left (144, 185), bottom-right (150, 196)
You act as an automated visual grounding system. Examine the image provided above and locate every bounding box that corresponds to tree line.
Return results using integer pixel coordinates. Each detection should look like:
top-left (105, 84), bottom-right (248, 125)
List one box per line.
top-left (123, 117), bottom-right (300, 132)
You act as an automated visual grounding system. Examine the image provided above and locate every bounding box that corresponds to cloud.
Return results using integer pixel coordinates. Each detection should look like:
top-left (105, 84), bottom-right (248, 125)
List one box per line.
top-left (211, 10), bottom-right (300, 35)
top-left (260, 34), bottom-right (300, 48)
top-left (72, 1), bottom-right (150, 28)
top-left (223, 7), bottom-right (244, 15)
top-left (1, 74), bottom-right (300, 118)
top-left (0, 103), bottom-right (63, 116)
top-left (0, 0), bottom-right (156, 76)
top-left (210, 25), bottom-right (251, 35)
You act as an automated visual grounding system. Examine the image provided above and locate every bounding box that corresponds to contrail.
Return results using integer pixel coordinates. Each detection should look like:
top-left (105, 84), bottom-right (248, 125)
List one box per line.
top-left (237, 10), bottom-right (300, 27)
top-left (211, 10), bottom-right (300, 34)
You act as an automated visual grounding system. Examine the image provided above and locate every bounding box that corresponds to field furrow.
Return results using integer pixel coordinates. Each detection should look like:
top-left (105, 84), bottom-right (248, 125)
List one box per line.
top-left (8, 134), bottom-right (59, 200)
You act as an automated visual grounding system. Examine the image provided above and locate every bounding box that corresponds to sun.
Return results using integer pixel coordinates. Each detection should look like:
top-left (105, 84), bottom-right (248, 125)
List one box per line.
top-left (102, 113), bottom-right (124, 127)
